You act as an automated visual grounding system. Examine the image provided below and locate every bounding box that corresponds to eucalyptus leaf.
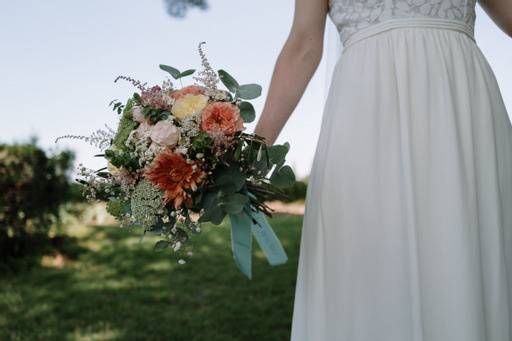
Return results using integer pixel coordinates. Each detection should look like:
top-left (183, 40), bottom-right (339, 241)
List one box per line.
top-left (214, 165), bottom-right (246, 193)
top-left (217, 69), bottom-right (239, 93)
top-left (251, 147), bottom-right (271, 175)
top-left (177, 69), bottom-right (196, 78)
top-left (202, 191), bottom-right (220, 210)
top-left (220, 193), bottom-right (249, 214)
top-left (238, 84), bottom-right (262, 100)
top-left (267, 143), bottom-right (290, 166)
top-left (270, 165), bottom-right (296, 189)
top-left (159, 64), bottom-right (181, 79)
top-left (198, 206), bottom-right (226, 225)
top-left (239, 101), bottom-right (256, 123)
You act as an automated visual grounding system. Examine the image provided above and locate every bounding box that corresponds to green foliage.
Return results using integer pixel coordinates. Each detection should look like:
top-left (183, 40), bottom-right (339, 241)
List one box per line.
top-left (218, 69), bottom-right (240, 93)
top-left (197, 191), bottom-right (225, 225)
top-left (112, 99), bottom-right (138, 150)
top-left (159, 64), bottom-right (196, 80)
top-left (239, 101), bottom-right (256, 123)
top-left (218, 69), bottom-right (262, 101)
top-left (220, 193), bottom-right (249, 214)
top-left (238, 84), bottom-right (262, 100)
top-left (195, 135), bottom-right (297, 225)
top-left (270, 165), bottom-right (296, 189)
top-left (190, 131), bottom-right (214, 154)
top-left (109, 99), bottom-right (125, 115)
top-left (106, 198), bottom-right (130, 220)
top-left (0, 141), bottom-right (75, 257)
top-left (104, 148), bottom-right (139, 172)
top-left (143, 107), bottom-right (170, 124)
top-left (197, 165), bottom-right (247, 224)
top-left (213, 165), bottom-right (246, 194)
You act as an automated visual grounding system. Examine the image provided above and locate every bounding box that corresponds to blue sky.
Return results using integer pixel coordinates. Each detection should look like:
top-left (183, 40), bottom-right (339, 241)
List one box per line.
top-left (1, 0), bottom-right (510, 178)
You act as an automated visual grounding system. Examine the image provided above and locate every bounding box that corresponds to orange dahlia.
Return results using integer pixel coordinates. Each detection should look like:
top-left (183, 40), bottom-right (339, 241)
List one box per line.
top-left (200, 101), bottom-right (244, 136)
top-left (145, 151), bottom-right (206, 209)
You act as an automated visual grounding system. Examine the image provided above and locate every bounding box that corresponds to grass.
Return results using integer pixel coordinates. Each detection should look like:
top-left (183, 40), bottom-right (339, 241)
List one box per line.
top-left (0, 214), bottom-right (303, 341)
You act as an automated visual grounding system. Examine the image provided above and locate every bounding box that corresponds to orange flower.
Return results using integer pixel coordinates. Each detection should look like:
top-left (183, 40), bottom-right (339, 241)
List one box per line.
top-left (145, 151), bottom-right (206, 209)
top-left (171, 85), bottom-right (206, 100)
top-left (200, 102), bottom-right (244, 135)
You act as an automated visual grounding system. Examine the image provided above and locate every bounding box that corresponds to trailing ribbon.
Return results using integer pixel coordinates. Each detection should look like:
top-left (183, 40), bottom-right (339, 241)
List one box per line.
top-left (228, 205), bottom-right (288, 279)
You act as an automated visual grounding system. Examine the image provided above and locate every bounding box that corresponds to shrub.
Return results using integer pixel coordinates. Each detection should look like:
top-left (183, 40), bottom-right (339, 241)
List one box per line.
top-left (0, 140), bottom-right (75, 257)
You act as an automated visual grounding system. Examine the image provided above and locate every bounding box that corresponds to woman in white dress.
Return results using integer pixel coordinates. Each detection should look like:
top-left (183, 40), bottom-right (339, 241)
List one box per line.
top-left (254, 0), bottom-right (512, 340)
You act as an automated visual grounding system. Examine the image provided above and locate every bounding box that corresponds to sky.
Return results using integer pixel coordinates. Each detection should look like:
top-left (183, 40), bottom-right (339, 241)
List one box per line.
top-left (1, 0), bottom-right (511, 178)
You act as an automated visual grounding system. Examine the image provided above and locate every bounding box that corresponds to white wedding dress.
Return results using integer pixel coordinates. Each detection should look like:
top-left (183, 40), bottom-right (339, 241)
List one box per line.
top-left (290, 0), bottom-right (512, 340)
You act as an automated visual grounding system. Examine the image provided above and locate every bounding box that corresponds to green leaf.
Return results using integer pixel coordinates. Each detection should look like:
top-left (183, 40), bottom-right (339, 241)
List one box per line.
top-left (198, 206), bottom-right (226, 225)
top-left (159, 64), bottom-right (181, 79)
top-left (191, 131), bottom-right (213, 152)
top-left (217, 69), bottom-right (239, 93)
top-left (197, 191), bottom-right (225, 224)
top-left (267, 143), bottom-right (290, 166)
top-left (214, 165), bottom-right (245, 193)
top-left (177, 69), bottom-right (196, 78)
top-left (270, 165), bottom-right (296, 189)
top-left (202, 191), bottom-right (220, 210)
top-left (239, 101), bottom-right (255, 123)
top-left (154, 240), bottom-right (169, 251)
top-left (220, 193), bottom-right (249, 214)
top-left (238, 84), bottom-right (262, 100)
top-left (250, 144), bottom-right (271, 175)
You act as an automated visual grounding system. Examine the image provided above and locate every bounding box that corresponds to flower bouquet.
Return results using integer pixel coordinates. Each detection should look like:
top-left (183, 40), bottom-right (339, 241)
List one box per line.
top-left (57, 42), bottom-right (295, 279)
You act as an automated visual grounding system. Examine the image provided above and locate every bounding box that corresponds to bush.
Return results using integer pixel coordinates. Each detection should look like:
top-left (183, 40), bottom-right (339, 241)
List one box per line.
top-left (0, 141), bottom-right (75, 257)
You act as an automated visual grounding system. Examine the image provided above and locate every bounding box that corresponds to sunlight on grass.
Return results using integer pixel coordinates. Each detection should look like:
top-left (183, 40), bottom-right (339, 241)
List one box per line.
top-left (71, 324), bottom-right (121, 341)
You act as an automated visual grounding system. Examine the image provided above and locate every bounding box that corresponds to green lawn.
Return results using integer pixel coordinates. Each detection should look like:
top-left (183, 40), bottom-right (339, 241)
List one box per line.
top-left (0, 215), bottom-right (303, 341)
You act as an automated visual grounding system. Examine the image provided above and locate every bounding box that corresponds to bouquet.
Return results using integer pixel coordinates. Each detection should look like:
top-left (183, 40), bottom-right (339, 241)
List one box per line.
top-left (57, 42), bottom-right (296, 279)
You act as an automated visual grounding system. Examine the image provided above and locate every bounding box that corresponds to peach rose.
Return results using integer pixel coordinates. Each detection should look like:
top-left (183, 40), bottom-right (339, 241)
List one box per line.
top-left (200, 102), bottom-right (244, 135)
top-left (150, 120), bottom-right (180, 147)
top-left (171, 85), bottom-right (206, 100)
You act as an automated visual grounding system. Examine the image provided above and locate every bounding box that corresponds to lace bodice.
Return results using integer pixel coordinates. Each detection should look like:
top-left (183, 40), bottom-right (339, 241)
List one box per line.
top-left (329, 0), bottom-right (476, 44)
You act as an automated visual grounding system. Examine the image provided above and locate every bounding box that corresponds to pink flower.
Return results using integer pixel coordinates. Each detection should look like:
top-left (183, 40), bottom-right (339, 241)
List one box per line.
top-left (141, 85), bottom-right (170, 110)
top-left (132, 105), bottom-right (146, 123)
top-left (150, 120), bottom-right (180, 147)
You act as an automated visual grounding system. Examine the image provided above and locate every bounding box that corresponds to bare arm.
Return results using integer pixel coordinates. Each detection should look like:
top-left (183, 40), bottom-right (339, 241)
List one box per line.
top-left (253, 0), bottom-right (329, 145)
top-left (478, 0), bottom-right (512, 37)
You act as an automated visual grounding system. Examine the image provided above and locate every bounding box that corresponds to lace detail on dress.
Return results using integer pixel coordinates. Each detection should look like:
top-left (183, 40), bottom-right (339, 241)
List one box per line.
top-left (329, 0), bottom-right (476, 44)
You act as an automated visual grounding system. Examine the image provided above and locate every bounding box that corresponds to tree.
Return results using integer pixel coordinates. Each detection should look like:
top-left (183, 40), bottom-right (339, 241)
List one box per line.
top-left (163, 0), bottom-right (208, 18)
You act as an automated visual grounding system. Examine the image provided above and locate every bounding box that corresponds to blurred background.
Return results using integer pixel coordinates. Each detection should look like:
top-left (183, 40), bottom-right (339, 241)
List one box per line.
top-left (1, 0), bottom-right (510, 340)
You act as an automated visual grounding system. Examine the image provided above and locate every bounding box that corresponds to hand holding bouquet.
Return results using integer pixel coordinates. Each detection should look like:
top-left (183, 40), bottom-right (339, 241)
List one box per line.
top-left (57, 42), bottom-right (295, 279)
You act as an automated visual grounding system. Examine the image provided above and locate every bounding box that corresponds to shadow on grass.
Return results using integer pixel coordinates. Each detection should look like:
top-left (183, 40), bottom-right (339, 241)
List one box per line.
top-left (0, 215), bottom-right (303, 341)
top-left (0, 234), bottom-right (88, 275)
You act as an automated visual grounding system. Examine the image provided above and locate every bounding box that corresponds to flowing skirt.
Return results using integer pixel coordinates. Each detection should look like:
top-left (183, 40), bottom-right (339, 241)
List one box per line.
top-left (290, 19), bottom-right (512, 341)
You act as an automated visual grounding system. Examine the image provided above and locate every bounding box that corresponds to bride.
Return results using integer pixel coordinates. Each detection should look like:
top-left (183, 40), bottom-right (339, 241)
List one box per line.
top-left (254, 0), bottom-right (512, 340)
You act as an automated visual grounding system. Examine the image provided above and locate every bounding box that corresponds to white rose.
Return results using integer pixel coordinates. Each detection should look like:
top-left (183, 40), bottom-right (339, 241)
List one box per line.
top-left (150, 120), bottom-right (180, 147)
